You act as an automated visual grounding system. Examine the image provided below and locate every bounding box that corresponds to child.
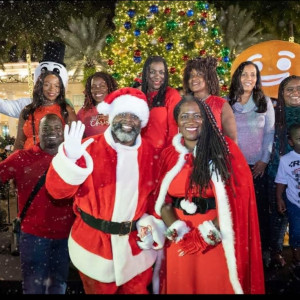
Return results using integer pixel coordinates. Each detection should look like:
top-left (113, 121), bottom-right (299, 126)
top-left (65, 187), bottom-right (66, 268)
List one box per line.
top-left (275, 123), bottom-right (300, 279)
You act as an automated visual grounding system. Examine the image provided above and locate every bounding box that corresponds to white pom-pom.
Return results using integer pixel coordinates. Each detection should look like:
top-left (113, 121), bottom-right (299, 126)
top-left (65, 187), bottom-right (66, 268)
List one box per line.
top-left (180, 199), bottom-right (197, 214)
top-left (97, 101), bottom-right (110, 115)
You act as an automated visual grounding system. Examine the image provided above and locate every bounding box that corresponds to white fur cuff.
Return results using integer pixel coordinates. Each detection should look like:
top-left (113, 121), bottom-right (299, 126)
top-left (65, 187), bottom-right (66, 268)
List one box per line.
top-left (166, 220), bottom-right (190, 242)
top-left (198, 220), bottom-right (222, 245)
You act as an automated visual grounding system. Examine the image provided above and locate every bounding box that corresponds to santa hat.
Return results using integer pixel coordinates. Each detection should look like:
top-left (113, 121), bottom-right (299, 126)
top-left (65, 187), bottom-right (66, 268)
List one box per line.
top-left (97, 87), bottom-right (149, 128)
top-left (40, 41), bottom-right (66, 67)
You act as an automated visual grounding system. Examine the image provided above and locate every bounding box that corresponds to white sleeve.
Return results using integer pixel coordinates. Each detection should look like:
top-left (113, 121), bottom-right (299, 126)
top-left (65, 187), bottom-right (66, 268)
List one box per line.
top-left (0, 98), bottom-right (32, 118)
top-left (275, 157), bottom-right (287, 185)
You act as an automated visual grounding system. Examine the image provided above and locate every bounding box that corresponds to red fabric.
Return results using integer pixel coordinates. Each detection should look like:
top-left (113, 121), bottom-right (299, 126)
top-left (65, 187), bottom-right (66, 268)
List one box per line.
top-left (22, 104), bottom-right (65, 149)
top-left (141, 86), bottom-right (181, 154)
top-left (47, 134), bottom-right (158, 258)
top-left (0, 144), bottom-right (74, 239)
top-left (77, 105), bottom-right (109, 137)
top-left (155, 136), bottom-right (265, 294)
top-left (79, 267), bottom-right (152, 294)
top-left (178, 227), bottom-right (216, 255)
top-left (205, 95), bottom-right (226, 130)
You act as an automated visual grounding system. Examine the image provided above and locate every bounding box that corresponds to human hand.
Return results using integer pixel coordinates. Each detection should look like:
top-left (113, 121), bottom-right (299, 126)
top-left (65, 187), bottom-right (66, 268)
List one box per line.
top-left (64, 121), bottom-right (94, 162)
top-left (252, 161), bottom-right (267, 179)
top-left (277, 198), bottom-right (286, 215)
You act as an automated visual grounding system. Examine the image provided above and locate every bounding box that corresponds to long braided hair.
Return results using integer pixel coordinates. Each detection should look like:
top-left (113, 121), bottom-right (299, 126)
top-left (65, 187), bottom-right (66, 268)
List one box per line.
top-left (182, 56), bottom-right (220, 96)
top-left (141, 56), bottom-right (169, 108)
top-left (228, 61), bottom-right (267, 113)
top-left (83, 72), bottom-right (118, 110)
top-left (173, 95), bottom-right (232, 195)
top-left (22, 70), bottom-right (68, 123)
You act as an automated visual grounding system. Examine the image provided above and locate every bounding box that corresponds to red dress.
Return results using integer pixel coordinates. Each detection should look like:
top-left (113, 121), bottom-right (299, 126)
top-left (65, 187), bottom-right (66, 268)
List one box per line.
top-left (22, 104), bottom-right (65, 149)
top-left (141, 86), bottom-right (181, 154)
top-left (154, 134), bottom-right (265, 294)
top-left (205, 95), bottom-right (226, 130)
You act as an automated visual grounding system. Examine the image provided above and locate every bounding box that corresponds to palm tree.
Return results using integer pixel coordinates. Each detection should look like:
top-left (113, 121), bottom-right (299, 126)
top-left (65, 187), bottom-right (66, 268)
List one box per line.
top-left (58, 15), bottom-right (111, 84)
top-left (217, 4), bottom-right (275, 60)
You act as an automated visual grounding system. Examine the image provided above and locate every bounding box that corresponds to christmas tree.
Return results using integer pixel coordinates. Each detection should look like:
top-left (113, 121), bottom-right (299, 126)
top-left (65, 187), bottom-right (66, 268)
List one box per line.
top-left (101, 0), bottom-right (231, 95)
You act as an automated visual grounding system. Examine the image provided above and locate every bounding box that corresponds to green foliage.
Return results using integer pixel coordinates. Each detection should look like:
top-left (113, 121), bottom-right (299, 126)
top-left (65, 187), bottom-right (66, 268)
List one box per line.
top-left (217, 4), bottom-right (275, 60)
top-left (59, 16), bottom-right (112, 82)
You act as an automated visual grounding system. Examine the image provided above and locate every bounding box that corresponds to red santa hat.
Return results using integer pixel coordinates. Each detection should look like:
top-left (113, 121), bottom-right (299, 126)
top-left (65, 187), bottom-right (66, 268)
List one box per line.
top-left (97, 87), bottom-right (149, 128)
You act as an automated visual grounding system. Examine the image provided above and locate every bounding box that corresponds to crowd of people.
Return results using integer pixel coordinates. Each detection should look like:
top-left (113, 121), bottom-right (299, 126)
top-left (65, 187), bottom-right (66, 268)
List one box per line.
top-left (1, 48), bottom-right (300, 294)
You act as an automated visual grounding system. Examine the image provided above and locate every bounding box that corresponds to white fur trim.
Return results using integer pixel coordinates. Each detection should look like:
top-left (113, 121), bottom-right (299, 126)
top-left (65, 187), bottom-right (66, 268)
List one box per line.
top-left (211, 167), bottom-right (243, 294)
top-left (137, 213), bottom-right (167, 249)
top-left (96, 101), bottom-right (110, 116)
top-left (97, 95), bottom-right (149, 128)
top-left (152, 248), bottom-right (164, 294)
top-left (52, 143), bottom-right (93, 185)
top-left (167, 220), bottom-right (190, 242)
top-left (68, 231), bottom-right (157, 286)
top-left (180, 199), bottom-right (197, 214)
top-left (198, 220), bottom-right (221, 245)
top-left (154, 134), bottom-right (189, 216)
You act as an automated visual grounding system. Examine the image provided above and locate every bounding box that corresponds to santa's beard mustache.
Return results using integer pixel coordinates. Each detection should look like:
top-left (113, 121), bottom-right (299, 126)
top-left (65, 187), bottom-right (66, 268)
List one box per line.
top-left (111, 122), bottom-right (140, 143)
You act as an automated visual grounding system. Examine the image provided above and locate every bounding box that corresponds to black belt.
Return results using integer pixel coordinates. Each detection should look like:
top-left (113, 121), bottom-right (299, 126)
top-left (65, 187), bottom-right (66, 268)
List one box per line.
top-left (172, 197), bottom-right (216, 215)
top-left (78, 208), bottom-right (137, 235)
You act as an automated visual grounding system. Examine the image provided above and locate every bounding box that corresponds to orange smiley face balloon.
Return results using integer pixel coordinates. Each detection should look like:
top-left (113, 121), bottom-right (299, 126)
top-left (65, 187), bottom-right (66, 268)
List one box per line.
top-left (231, 40), bottom-right (300, 98)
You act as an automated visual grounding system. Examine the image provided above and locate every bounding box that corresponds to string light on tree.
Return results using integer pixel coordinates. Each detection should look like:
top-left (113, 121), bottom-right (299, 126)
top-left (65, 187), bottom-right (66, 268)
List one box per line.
top-left (101, 0), bottom-right (231, 94)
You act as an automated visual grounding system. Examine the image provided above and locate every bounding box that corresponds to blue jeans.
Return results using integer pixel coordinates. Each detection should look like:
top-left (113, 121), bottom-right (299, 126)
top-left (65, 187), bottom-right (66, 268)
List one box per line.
top-left (268, 178), bottom-right (289, 253)
top-left (19, 231), bottom-right (70, 294)
top-left (286, 199), bottom-right (300, 248)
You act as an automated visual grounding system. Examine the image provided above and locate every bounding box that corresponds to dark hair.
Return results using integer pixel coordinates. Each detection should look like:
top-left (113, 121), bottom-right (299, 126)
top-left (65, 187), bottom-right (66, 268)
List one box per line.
top-left (83, 72), bottom-right (118, 110)
top-left (228, 61), bottom-right (267, 113)
top-left (141, 56), bottom-right (169, 108)
top-left (273, 75), bottom-right (300, 156)
top-left (288, 123), bottom-right (300, 140)
top-left (174, 95), bottom-right (232, 194)
top-left (182, 56), bottom-right (220, 96)
top-left (22, 70), bottom-right (68, 122)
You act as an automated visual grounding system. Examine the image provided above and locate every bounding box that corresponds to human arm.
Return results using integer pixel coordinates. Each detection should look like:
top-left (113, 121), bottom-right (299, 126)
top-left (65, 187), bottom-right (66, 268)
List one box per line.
top-left (66, 104), bottom-right (77, 125)
top-left (0, 98), bottom-right (31, 118)
top-left (276, 183), bottom-right (287, 214)
top-left (45, 121), bottom-right (94, 199)
top-left (221, 101), bottom-right (238, 143)
top-left (13, 111), bottom-right (27, 150)
top-left (161, 203), bottom-right (221, 256)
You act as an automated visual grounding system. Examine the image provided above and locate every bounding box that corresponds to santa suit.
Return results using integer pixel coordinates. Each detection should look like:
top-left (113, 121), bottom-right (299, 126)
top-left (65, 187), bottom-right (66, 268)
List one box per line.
top-left (154, 134), bottom-right (265, 294)
top-left (46, 127), bottom-right (162, 289)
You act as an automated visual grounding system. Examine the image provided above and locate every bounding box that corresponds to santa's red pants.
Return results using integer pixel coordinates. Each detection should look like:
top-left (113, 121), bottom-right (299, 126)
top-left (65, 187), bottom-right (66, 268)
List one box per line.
top-left (79, 267), bottom-right (152, 294)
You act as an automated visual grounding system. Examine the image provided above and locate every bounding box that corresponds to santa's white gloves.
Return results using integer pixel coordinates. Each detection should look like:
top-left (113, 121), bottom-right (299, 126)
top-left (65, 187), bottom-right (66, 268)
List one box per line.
top-left (64, 121), bottom-right (94, 163)
top-left (136, 214), bottom-right (167, 250)
top-left (166, 219), bottom-right (222, 256)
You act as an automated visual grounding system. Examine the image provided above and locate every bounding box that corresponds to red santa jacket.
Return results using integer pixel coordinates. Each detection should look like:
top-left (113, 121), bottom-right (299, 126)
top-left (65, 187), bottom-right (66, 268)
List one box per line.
top-left (46, 128), bottom-right (160, 286)
top-left (154, 134), bottom-right (265, 294)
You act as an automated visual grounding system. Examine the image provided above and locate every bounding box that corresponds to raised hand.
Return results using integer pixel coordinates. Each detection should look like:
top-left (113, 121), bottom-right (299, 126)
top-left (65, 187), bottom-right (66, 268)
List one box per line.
top-left (64, 121), bottom-right (94, 162)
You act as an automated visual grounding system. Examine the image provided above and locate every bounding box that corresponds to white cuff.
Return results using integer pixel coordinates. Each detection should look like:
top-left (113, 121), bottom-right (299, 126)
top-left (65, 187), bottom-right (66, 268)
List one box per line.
top-left (198, 220), bottom-right (222, 245)
top-left (167, 220), bottom-right (190, 242)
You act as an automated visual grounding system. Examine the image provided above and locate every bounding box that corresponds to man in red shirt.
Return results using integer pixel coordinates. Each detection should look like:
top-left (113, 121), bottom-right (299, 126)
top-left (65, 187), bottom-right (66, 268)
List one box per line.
top-left (0, 113), bottom-right (75, 294)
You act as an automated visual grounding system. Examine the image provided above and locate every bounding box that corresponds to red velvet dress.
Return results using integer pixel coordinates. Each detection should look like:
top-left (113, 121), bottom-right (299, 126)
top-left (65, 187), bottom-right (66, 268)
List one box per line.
top-left (154, 135), bottom-right (265, 294)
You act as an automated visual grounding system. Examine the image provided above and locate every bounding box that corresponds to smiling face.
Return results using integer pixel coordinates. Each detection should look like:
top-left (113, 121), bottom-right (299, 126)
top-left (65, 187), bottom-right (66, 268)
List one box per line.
top-left (188, 69), bottom-right (208, 98)
top-left (240, 64), bottom-right (257, 94)
top-left (42, 74), bottom-right (60, 102)
top-left (231, 40), bottom-right (300, 98)
top-left (147, 62), bottom-right (165, 92)
top-left (177, 101), bottom-right (203, 151)
top-left (39, 114), bottom-right (64, 154)
top-left (91, 77), bottom-right (109, 104)
top-left (111, 112), bottom-right (141, 146)
top-left (283, 78), bottom-right (300, 107)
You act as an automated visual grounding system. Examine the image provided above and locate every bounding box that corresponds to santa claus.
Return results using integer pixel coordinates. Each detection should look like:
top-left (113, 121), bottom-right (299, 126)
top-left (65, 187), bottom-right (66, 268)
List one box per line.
top-left (45, 87), bottom-right (166, 294)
